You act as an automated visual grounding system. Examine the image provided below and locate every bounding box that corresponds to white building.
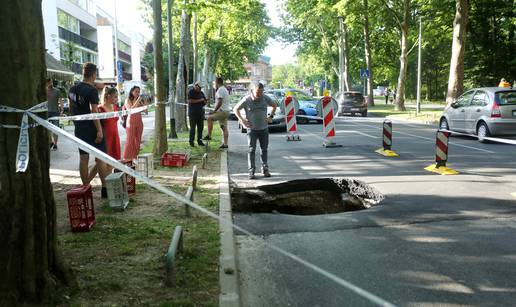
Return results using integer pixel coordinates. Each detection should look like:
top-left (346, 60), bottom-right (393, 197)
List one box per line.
top-left (41, 0), bottom-right (147, 82)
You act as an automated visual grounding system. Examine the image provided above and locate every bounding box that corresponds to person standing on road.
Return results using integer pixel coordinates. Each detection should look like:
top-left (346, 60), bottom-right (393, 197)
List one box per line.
top-left (188, 81), bottom-right (207, 147)
top-left (47, 78), bottom-right (63, 150)
top-left (123, 86), bottom-right (144, 161)
top-left (384, 88), bottom-right (390, 105)
top-left (68, 62), bottom-right (109, 198)
top-left (204, 77), bottom-right (230, 149)
top-left (233, 81), bottom-right (277, 179)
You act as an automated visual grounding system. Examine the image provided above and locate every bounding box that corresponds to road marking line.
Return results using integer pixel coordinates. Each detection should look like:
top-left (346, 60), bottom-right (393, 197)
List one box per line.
top-left (511, 192), bottom-right (516, 199)
top-left (336, 130), bottom-right (379, 139)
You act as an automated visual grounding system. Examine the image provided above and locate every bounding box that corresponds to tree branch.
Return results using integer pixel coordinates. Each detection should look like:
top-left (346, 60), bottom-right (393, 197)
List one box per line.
top-left (379, 0), bottom-right (402, 28)
top-left (407, 38), bottom-right (419, 56)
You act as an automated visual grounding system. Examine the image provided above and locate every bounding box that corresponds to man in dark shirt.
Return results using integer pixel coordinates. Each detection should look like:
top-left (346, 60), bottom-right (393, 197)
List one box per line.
top-left (187, 81), bottom-right (207, 147)
top-left (69, 62), bottom-right (109, 198)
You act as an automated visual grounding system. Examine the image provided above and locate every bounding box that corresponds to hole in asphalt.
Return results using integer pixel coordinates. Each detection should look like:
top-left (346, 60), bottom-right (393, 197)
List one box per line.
top-left (231, 178), bottom-right (384, 215)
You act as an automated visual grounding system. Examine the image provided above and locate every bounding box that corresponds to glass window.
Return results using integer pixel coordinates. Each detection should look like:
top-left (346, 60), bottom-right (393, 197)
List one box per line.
top-left (57, 9), bottom-right (79, 34)
top-left (118, 40), bottom-right (131, 54)
top-left (496, 91), bottom-right (516, 105)
top-left (455, 90), bottom-right (474, 107)
top-left (471, 91), bottom-right (489, 106)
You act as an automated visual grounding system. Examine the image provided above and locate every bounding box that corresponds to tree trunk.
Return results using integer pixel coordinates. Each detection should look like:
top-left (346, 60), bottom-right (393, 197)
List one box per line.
top-left (339, 18), bottom-right (351, 92)
top-left (0, 1), bottom-right (74, 304)
top-left (446, 0), bottom-right (469, 106)
top-left (174, 1), bottom-right (191, 132)
top-left (395, 0), bottom-right (410, 111)
top-left (363, 0), bottom-right (374, 106)
top-left (202, 45), bottom-right (213, 101)
top-left (167, 0), bottom-right (178, 139)
top-left (192, 11), bottom-right (198, 83)
top-left (153, 0), bottom-right (168, 156)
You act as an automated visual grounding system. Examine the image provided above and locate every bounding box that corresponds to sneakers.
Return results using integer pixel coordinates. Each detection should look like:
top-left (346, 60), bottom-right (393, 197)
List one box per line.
top-left (50, 143), bottom-right (58, 151)
top-left (101, 187), bottom-right (108, 199)
top-left (219, 144), bottom-right (228, 149)
top-left (263, 169), bottom-right (271, 178)
top-left (248, 171), bottom-right (256, 180)
top-left (189, 141), bottom-right (195, 147)
top-left (197, 140), bottom-right (205, 146)
top-left (203, 135), bottom-right (212, 141)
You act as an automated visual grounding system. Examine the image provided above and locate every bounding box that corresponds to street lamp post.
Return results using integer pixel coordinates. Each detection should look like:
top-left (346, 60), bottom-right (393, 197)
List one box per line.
top-left (416, 17), bottom-right (422, 115)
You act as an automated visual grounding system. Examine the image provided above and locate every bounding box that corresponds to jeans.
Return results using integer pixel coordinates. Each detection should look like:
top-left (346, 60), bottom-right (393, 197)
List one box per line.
top-left (247, 128), bottom-right (269, 172)
top-left (189, 110), bottom-right (204, 142)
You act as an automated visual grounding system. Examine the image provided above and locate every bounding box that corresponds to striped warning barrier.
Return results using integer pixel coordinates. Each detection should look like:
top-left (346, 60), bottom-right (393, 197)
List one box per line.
top-left (425, 130), bottom-right (459, 175)
top-left (284, 94), bottom-right (300, 141)
top-left (320, 95), bottom-right (342, 148)
top-left (375, 120), bottom-right (399, 157)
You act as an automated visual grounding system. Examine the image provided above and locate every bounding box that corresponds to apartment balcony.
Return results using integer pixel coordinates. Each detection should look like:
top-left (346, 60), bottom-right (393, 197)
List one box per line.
top-left (118, 50), bottom-right (131, 63)
top-left (122, 72), bottom-right (132, 81)
top-left (58, 27), bottom-right (97, 52)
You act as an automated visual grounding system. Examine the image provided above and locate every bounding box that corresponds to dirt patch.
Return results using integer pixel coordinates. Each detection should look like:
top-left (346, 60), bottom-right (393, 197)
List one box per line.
top-left (231, 177), bottom-right (384, 215)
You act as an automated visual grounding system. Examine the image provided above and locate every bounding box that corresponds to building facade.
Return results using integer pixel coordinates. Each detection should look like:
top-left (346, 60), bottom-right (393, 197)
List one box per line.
top-left (233, 55), bottom-right (273, 91)
top-left (42, 0), bottom-right (146, 82)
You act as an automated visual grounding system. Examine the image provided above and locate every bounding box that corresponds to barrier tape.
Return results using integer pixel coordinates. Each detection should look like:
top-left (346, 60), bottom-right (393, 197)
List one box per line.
top-left (23, 112), bottom-right (395, 307)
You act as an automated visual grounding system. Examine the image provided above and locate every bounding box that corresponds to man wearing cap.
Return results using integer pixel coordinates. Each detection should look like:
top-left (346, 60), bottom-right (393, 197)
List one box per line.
top-left (188, 81), bottom-right (207, 147)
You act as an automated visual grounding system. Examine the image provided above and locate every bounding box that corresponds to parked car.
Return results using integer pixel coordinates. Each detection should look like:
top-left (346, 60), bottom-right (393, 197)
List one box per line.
top-left (229, 93), bottom-right (245, 120)
top-left (335, 91), bottom-right (368, 117)
top-left (265, 89), bottom-right (320, 124)
top-left (439, 87), bottom-right (516, 142)
top-left (237, 94), bottom-right (286, 133)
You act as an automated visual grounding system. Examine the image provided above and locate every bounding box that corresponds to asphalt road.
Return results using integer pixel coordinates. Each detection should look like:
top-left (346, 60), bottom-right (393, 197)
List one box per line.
top-left (227, 116), bottom-right (516, 307)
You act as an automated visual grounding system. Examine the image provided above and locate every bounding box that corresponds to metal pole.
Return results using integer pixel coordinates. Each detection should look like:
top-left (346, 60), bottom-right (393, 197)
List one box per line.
top-left (114, 0), bottom-right (121, 91)
top-left (338, 17), bottom-right (344, 93)
top-left (193, 12), bottom-right (198, 83)
top-left (416, 17), bottom-right (422, 115)
top-left (167, 0), bottom-right (177, 138)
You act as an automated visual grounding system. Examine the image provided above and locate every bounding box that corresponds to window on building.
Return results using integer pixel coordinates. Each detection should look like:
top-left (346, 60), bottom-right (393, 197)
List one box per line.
top-left (118, 40), bottom-right (131, 54)
top-left (58, 9), bottom-right (79, 34)
top-left (82, 50), bottom-right (97, 64)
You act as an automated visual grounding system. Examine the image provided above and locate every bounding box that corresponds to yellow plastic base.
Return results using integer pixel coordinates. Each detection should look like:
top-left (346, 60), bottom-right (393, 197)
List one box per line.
top-left (375, 148), bottom-right (399, 157)
top-left (424, 164), bottom-right (459, 175)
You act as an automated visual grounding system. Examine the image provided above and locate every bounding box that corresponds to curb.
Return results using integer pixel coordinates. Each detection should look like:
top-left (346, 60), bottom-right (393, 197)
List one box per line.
top-left (218, 151), bottom-right (241, 307)
top-left (385, 114), bottom-right (438, 126)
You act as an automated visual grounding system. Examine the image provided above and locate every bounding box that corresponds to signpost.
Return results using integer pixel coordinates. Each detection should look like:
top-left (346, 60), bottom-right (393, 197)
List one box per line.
top-left (360, 69), bottom-right (370, 95)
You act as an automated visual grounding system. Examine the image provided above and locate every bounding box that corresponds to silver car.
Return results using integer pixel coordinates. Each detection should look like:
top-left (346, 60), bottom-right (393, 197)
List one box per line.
top-left (439, 87), bottom-right (516, 142)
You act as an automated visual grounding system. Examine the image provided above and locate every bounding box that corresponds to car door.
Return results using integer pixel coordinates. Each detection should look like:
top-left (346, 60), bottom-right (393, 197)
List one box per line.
top-left (449, 90), bottom-right (474, 131)
top-left (465, 90), bottom-right (489, 132)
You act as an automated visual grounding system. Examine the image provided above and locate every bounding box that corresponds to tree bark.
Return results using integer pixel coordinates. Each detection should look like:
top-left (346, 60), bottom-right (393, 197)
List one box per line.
top-left (167, 0), bottom-right (178, 139)
top-left (338, 17), bottom-right (351, 92)
top-left (446, 0), bottom-right (469, 106)
top-left (395, 0), bottom-right (410, 111)
top-left (192, 10), bottom-right (198, 83)
top-left (153, 0), bottom-right (168, 156)
top-left (0, 1), bottom-right (74, 304)
top-left (363, 0), bottom-right (374, 106)
top-left (174, 0), bottom-right (191, 132)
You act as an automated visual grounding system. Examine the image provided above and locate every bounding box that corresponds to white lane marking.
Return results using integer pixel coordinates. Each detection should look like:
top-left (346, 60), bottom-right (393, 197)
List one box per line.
top-left (336, 130), bottom-right (379, 139)
top-left (298, 127), bottom-right (327, 141)
top-left (348, 121), bottom-right (495, 154)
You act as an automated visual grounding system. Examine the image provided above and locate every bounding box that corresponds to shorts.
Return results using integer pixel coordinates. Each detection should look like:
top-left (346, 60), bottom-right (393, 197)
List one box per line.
top-left (74, 121), bottom-right (106, 155)
top-left (210, 110), bottom-right (229, 127)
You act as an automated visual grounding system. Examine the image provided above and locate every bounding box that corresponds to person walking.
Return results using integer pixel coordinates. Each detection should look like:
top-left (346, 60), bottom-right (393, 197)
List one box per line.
top-left (68, 62), bottom-right (109, 198)
top-left (188, 81), bottom-right (207, 147)
top-left (123, 86), bottom-right (144, 161)
top-left (47, 78), bottom-right (63, 150)
top-left (98, 87), bottom-right (121, 171)
top-left (204, 77), bottom-right (230, 149)
top-left (233, 81), bottom-right (277, 179)
top-left (384, 88), bottom-right (390, 105)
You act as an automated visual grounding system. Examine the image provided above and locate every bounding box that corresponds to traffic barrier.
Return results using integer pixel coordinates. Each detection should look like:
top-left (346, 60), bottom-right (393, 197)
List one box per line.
top-left (66, 184), bottom-right (95, 232)
top-left (375, 120), bottom-right (399, 157)
top-left (319, 95), bottom-right (342, 148)
top-left (284, 94), bottom-right (301, 141)
top-left (105, 172), bottom-right (129, 210)
top-left (425, 130), bottom-right (459, 175)
top-left (165, 226), bottom-right (184, 286)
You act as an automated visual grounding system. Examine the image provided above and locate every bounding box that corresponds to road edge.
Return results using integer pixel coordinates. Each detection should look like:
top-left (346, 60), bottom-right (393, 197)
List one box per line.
top-left (219, 151), bottom-right (242, 307)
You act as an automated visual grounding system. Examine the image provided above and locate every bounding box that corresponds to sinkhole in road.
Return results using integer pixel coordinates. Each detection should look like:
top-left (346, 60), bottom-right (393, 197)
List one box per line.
top-left (231, 178), bottom-right (384, 215)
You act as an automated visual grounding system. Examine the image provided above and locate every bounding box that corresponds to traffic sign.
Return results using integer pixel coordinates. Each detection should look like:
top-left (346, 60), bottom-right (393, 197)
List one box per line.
top-left (360, 69), bottom-right (370, 79)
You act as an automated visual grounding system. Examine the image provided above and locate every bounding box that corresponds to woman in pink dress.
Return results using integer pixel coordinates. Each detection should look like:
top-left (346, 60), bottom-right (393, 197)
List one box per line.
top-left (123, 86), bottom-right (144, 161)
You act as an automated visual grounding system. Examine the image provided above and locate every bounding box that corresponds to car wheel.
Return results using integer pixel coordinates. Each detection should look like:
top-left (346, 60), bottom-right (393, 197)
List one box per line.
top-left (297, 110), bottom-right (309, 124)
top-left (362, 110), bottom-right (368, 117)
top-left (439, 118), bottom-right (449, 131)
top-left (476, 122), bottom-right (490, 143)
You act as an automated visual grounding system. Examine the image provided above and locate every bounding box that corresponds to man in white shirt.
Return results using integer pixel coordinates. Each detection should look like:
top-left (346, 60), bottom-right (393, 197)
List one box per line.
top-left (204, 77), bottom-right (230, 148)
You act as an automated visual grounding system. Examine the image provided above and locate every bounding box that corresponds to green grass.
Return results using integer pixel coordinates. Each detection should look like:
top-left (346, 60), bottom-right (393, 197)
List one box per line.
top-left (368, 101), bottom-right (444, 122)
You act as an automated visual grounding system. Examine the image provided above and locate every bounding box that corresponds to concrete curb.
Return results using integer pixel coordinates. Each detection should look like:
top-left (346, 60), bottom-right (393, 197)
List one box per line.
top-left (219, 151), bottom-right (241, 307)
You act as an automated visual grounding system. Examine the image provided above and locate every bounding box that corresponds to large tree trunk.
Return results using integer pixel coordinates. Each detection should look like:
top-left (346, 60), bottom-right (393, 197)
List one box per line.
top-left (192, 10), bottom-right (198, 83)
top-left (153, 0), bottom-right (168, 156)
top-left (0, 1), bottom-right (73, 304)
top-left (395, 0), bottom-right (410, 111)
top-left (202, 47), bottom-right (214, 102)
top-left (338, 18), bottom-right (351, 92)
top-left (446, 0), bottom-right (469, 106)
top-left (174, 1), bottom-right (191, 132)
top-left (363, 0), bottom-right (374, 106)
top-left (167, 0), bottom-right (178, 139)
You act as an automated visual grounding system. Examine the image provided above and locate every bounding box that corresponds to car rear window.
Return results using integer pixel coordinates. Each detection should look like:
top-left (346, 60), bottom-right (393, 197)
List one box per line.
top-left (496, 91), bottom-right (516, 105)
top-left (343, 93), bottom-right (364, 101)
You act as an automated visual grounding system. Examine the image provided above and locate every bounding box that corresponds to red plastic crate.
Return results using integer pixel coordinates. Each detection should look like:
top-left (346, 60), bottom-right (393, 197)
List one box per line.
top-left (114, 159), bottom-right (136, 195)
top-left (66, 184), bottom-right (95, 232)
top-left (161, 152), bottom-right (190, 167)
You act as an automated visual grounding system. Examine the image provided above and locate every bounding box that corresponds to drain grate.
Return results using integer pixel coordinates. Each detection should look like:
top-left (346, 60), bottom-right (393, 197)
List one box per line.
top-left (231, 178), bottom-right (384, 215)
